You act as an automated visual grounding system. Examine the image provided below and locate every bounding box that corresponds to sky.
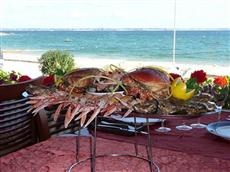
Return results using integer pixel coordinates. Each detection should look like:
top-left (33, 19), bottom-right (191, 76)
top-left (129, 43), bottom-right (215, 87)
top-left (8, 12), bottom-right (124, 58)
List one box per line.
top-left (0, 0), bottom-right (230, 29)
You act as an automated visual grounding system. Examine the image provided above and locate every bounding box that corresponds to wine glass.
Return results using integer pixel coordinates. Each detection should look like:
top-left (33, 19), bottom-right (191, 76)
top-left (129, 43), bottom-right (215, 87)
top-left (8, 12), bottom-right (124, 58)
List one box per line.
top-left (176, 120), bottom-right (192, 131)
top-left (155, 119), bottom-right (171, 133)
top-left (226, 115), bottom-right (230, 120)
top-left (211, 84), bottom-right (229, 121)
top-left (190, 117), bottom-right (207, 129)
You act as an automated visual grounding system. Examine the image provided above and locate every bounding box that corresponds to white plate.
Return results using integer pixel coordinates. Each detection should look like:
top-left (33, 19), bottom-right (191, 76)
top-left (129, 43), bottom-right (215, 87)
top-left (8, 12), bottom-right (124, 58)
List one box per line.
top-left (207, 121), bottom-right (230, 140)
top-left (216, 126), bottom-right (230, 140)
top-left (111, 115), bottom-right (162, 125)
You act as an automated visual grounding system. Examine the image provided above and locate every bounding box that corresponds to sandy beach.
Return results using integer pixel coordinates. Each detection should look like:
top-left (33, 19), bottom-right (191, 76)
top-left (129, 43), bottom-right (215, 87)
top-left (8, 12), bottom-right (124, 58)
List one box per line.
top-left (1, 52), bottom-right (230, 78)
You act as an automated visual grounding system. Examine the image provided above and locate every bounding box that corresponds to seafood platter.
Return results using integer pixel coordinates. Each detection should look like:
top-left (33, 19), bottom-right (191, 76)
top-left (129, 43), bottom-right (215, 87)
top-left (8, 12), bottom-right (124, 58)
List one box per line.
top-left (27, 65), bottom-right (216, 128)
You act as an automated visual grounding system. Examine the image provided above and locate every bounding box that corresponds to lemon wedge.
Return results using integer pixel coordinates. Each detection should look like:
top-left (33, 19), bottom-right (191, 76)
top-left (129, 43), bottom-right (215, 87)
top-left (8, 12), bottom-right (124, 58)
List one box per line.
top-left (171, 78), bottom-right (195, 101)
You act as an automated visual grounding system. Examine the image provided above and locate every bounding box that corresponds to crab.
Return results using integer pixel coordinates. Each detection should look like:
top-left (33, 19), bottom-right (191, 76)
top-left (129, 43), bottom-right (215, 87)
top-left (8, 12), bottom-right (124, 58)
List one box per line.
top-left (122, 67), bottom-right (171, 100)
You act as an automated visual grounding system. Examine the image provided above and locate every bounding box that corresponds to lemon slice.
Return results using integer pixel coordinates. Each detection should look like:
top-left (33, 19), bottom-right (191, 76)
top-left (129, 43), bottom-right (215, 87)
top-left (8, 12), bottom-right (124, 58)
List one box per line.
top-left (171, 78), bottom-right (195, 101)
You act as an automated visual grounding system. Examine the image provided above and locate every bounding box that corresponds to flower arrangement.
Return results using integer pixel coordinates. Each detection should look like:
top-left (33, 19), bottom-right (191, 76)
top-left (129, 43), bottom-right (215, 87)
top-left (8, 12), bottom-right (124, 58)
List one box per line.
top-left (170, 70), bottom-right (230, 109)
top-left (42, 75), bottom-right (55, 87)
top-left (213, 76), bottom-right (230, 109)
top-left (0, 69), bottom-right (45, 101)
top-left (213, 76), bottom-right (228, 88)
top-left (190, 70), bottom-right (207, 84)
top-left (223, 76), bottom-right (230, 109)
top-left (0, 69), bottom-right (31, 85)
top-left (186, 70), bottom-right (207, 93)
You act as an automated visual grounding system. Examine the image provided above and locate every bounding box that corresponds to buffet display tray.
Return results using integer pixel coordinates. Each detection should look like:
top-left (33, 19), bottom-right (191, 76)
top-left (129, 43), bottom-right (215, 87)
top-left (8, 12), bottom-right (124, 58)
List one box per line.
top-left (112, 111), bottom-right (216, 120)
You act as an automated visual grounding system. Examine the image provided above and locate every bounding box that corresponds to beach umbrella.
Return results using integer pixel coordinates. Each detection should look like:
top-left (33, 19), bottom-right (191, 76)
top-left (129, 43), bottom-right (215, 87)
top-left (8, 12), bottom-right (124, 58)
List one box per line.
top-left (170, 0), bottom-right (180, 74)
top-left (172, 0), bottom-right (177, 65)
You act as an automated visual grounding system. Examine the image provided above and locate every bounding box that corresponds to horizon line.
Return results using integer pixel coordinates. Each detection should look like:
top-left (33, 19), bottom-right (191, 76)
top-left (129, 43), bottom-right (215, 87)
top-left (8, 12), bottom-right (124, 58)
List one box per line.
top-left (1, 28), bottom-right (230, 31)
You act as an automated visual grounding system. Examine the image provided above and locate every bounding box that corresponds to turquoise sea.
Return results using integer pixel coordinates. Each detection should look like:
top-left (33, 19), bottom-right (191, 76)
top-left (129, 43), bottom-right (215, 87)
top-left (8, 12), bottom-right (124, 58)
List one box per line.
top-left (1, 30), bottom-right (230, 66)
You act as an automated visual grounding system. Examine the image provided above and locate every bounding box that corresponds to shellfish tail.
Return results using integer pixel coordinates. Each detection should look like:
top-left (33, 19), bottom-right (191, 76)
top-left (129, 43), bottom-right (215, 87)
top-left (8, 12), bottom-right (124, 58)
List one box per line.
top-left (26, 100), bottom-right (40, 104)
top-left (70, 104), bottom-right (81, 118)
top-left (103, 106), bottom-right (117, 117)
top-left (80, 113), bottom-right (87, 127)
top-left (28, 97), bottom-right (54, 113)
top-left (27, 107), bottom-right (35, 113)
top-left (122, 109), bottom-right (133, 118)
top-left (64, 106), bottom-right (73, 128)
top-left (114, 97), bottom-right (130, 108)
top-left (27, 100), bottom-right (42, 112)
top-left (84, 108), bottom-right (101, 128)
top-left (33, 100), bottom-right (47, 108)
top-left (32, 102), bottom-right (50, 115)
top-left (101, 103), bottom-right (115, 113)
top-left (75, 108), bottom-right (92, 121)
top-left (66, 104), bottom-right (81, 124)
top-left (53, 104), bottom-right (64, 121)
top-left (29, 96), bottom-right (49, 100)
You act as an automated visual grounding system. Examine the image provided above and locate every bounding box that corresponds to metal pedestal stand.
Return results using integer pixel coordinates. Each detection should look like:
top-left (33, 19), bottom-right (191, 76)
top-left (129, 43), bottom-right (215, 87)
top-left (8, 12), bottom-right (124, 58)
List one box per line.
top-left (67, 116), bottom-right (160, 172)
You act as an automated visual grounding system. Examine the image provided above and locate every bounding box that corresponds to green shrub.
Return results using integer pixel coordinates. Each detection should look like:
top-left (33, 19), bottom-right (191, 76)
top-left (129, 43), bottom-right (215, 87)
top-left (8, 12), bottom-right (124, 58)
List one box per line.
top-left (223, 76), bottom-right (230, 109)
top-left (39, 50), bottom-right (75, 76)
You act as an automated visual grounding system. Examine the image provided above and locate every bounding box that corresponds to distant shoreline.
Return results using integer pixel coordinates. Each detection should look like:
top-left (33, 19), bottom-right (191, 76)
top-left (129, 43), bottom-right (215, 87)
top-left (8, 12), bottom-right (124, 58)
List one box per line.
top-left (4, 58), bottom-right (39, 64)
top-left (2, 50), bottom-right (230, 68)
top-left (2, 52), bottom-right (230, 78)
top-left (1, 28), bottom-right (230, 32)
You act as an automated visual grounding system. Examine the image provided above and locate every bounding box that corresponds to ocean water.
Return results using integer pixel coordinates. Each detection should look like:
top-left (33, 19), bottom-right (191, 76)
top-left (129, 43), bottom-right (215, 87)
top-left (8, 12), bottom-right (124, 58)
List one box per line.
top-left (1, 30), bottom-right (230, 66)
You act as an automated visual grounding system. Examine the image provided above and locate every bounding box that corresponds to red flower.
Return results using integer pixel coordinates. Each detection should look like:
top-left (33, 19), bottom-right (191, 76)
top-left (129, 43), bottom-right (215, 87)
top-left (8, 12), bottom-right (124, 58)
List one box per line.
top-left (213, 76), bottom-right (228, 87)
top-left (18, 75), bottom-right (31, 82)
top-left (190, 70), bottom-right (207, 84)
top-left (169, 73), bottom-right (182, 81)
top-left (42, 75), bottom-right (55, 86)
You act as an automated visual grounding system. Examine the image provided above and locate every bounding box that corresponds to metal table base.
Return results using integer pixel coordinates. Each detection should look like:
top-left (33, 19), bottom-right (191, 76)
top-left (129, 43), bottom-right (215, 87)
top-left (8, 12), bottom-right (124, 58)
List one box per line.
top-left (67, 116), bottom-right (160, 172)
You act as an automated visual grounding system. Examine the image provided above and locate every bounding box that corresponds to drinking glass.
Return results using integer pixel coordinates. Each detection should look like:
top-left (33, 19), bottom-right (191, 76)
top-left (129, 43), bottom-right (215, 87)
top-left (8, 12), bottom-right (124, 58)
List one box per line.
top-left (190, 117), bottom-right (207, 129)
top-left (176, 120), bottom-right (192, 131)
top-left (155, 119), bottom-right (171, 133)
top-left (226, 115), bottom-right (230, 120)
top-left (211, 84), bottom-right (229, 121)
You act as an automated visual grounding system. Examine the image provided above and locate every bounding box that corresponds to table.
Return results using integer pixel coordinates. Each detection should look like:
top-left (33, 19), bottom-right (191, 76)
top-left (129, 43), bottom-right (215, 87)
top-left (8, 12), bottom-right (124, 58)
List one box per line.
top-left (98, 112), bottom-right (230, 160)
top-left (1, 136), bottom-right (230, 172)
top-left (1, 112), bottom-right (230, 172)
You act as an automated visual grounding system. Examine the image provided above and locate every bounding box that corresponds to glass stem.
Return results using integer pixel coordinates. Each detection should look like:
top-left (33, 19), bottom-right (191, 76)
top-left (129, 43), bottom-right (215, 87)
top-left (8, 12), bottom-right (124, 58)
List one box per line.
top-left (216, 106), bottom-right (222, 121)
top-left (161, 120), bottom-right (165, 127)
